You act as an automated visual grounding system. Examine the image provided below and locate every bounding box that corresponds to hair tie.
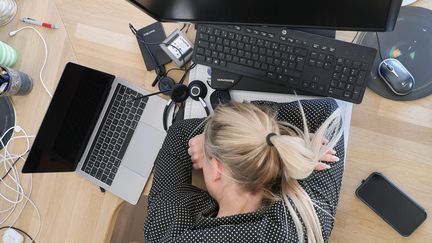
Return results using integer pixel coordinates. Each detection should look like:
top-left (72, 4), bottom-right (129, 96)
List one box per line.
top-left (266, 133), bottom-right (277, 147)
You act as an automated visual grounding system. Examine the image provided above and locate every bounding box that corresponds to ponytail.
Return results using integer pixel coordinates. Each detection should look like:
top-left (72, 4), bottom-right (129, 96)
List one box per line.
top-left (269, 101), bottom-right (343, 243)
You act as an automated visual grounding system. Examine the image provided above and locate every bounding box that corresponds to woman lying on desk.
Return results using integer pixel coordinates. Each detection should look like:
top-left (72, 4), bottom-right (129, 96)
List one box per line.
top-left (145, 98), bottom-right (344, 243)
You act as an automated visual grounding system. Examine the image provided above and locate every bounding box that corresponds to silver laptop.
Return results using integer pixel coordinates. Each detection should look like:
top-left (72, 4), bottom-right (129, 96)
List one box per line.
top-left (23, 62), bottom-right (166, 204)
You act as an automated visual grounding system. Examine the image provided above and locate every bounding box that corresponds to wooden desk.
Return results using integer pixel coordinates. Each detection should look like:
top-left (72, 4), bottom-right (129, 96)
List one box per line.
top-left (0, 0), bottom-right (430, 242)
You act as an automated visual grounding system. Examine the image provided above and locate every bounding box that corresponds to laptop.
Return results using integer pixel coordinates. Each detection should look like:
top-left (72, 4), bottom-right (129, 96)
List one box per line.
top-left (23, 62), bottom-right (166, 204)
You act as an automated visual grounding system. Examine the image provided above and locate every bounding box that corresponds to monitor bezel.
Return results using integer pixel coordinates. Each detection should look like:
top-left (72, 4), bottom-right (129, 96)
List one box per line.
top-left (127, 0), bottom-right (402, 32)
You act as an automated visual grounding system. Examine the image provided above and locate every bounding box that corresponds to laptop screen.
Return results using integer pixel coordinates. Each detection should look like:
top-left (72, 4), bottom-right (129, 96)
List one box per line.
top-left (23, 63), bottom-right (115, 173)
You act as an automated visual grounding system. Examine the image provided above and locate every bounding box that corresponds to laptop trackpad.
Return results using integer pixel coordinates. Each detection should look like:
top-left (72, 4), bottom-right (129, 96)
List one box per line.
top-left (121, 122), bottom-right (165, 176)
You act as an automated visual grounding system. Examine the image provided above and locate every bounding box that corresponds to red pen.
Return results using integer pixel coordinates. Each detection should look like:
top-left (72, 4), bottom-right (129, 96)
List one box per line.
top-left (19, 17), bottom-right (58, 29)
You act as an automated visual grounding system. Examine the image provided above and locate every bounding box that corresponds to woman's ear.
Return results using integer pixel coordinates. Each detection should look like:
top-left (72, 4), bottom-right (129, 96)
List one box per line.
top-left (210, 157), bottom-right (224, 181)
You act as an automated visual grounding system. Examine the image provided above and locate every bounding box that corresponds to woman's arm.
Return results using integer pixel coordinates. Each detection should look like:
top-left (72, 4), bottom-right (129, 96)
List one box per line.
top-left (148, 118), bottom-right (205, 204)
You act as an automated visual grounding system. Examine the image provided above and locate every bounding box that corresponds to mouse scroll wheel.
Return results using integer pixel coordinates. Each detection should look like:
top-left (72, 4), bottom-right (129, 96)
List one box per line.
top-left (386, 64), bottom-right (394, 71)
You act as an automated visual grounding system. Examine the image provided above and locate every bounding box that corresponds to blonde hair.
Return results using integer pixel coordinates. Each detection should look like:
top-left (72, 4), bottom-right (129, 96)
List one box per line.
top-left (203, 101), bottom-right (343, 243)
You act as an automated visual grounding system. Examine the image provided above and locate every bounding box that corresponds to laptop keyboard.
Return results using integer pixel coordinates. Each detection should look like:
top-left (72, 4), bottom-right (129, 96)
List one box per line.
top-left (81, 84), bottom-right (148, 186)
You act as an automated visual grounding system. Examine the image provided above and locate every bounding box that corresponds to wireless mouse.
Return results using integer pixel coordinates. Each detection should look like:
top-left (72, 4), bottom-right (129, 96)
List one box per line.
top-left (378, 58), bottom-right (415, 96)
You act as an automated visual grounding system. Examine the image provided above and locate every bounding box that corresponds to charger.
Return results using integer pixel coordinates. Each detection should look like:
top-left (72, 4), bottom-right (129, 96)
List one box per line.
top-left (160, 29), bottom-right (194, 67)
top-left (2, 228), bottom-right (24, 243)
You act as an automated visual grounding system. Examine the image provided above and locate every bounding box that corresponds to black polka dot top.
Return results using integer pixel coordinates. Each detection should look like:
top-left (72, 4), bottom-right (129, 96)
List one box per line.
top-left (145, 98), bottom-right (344, 243)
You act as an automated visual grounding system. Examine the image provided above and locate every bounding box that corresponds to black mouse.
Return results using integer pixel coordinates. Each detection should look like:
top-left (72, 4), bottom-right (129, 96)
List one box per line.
top-left (210, 90), bottom-right (231, 110)
top-left (378, 58), bottom-right (415, 96)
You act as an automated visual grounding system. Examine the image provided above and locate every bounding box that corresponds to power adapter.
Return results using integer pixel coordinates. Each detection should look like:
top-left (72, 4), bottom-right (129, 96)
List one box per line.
top-left (2, 228), bottom-right (24, 243)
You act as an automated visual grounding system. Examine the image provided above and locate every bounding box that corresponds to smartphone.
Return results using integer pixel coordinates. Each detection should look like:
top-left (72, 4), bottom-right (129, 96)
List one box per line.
top-left (356, 172), bottom-right (427, 236)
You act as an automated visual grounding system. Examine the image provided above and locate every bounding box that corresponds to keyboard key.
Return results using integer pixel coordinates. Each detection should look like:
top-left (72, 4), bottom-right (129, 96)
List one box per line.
top-left (330, 80), bottom-right (338, 87)
top-left (197, 40), bottom-right (209, 48)
top-left (338, 82), bottom-right (346, 89)
top-left (287, 78), bottom-right (298, 87)
top-left (348, 76), bottom-right (356, 83)
top-left (296, 61), bottom-right (305, 71)
top-left (283, 69), bottom-right (302, 78)
top-left (96, 169), bottom-right (103, 179)
top-left (277, 75), bottom-right (288, 82)
top-left (357, 71), bottom-right (366, 84)
top-left (324, 62), bottom-right (332, 70)
top-left (353, 61), bottom-right (361, 69)
top-left (267, 72), bottom-right (276, 79)
top-left (328, 87), bottom-right (343, 96)
top-left (295, 48), bottom-right (307, 56)
top-left (353, 86), bottom-right (362, 100)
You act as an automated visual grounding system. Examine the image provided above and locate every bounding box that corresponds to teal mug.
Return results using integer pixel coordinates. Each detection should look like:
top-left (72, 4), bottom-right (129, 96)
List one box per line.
top-left (0, 41), bottom-right (17, 67)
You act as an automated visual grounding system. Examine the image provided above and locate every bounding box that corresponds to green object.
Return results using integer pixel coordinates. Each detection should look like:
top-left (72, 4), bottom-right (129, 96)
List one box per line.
top-left (0, 41), bottom-right (17, 67)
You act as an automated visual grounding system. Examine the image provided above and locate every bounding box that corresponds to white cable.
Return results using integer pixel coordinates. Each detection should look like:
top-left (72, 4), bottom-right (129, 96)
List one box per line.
top-left (0, 126), bottom-right (40, 242)
top-left (9, 26), bottom-right (53, 98)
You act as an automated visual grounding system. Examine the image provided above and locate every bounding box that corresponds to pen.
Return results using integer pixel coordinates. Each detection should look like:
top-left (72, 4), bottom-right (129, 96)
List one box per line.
top-left (19, 17), bottom-right (58, 29)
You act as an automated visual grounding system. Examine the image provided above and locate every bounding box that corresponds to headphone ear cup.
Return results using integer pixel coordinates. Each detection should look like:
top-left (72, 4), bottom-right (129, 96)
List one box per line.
top-left (170, 84), bottom-right (190, 103)
top-left (158, 76), bottom-right (176, 95)
top-left (188, 80), bottom-right (208, 101)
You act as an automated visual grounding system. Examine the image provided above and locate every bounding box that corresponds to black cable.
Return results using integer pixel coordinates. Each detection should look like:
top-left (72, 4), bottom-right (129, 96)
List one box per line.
top-left (180, 23), bottom-right (187, 31)
top-left (375, 32), bottom-right (385, 61)
top-left (0, 226), bottom-right (35, 243)
top-left (185, 24), bottom-right (191, 33)
top-left (1, 153), bottom-right (27, 180)
top-left (179, 63), bottom-right (197, 84)
top-left (127, 89), bottom-right (172, 103)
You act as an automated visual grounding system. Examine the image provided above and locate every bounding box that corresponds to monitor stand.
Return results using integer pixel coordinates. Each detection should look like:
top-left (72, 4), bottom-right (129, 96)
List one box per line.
top-left (210, 27), bottom-right (335, 95)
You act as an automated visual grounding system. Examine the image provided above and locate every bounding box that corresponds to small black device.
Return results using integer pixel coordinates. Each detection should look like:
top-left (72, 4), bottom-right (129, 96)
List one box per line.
top-left (193, 24), bottom-right (377, 103)
top-left (356, 172), bottom-right (427, 237)
top-left (134, 22), bottom-right (171, 71)
top-left (127, 0), bottom-right (402, 31)
top-left (378, 58), bottom-right (415, 96)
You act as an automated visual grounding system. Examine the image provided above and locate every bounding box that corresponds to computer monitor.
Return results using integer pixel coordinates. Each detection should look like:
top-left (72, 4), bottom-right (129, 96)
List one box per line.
top-left (127, 0), bottom-right (402, 31)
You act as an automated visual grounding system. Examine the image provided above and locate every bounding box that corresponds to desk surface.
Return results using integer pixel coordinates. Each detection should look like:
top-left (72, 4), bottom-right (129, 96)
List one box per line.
top-left (0, 0), bottom-right (431, 242)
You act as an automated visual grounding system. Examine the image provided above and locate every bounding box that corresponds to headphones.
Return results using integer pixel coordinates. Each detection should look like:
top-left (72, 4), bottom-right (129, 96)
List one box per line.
top-left (163, 80), bottom-right (210, 131)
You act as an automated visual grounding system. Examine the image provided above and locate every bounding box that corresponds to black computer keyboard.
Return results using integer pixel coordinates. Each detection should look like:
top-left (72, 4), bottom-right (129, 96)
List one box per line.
top-left (192, 24), bottom-right (377, 104)
top-left (81, 84), bottom-right (148, 185)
